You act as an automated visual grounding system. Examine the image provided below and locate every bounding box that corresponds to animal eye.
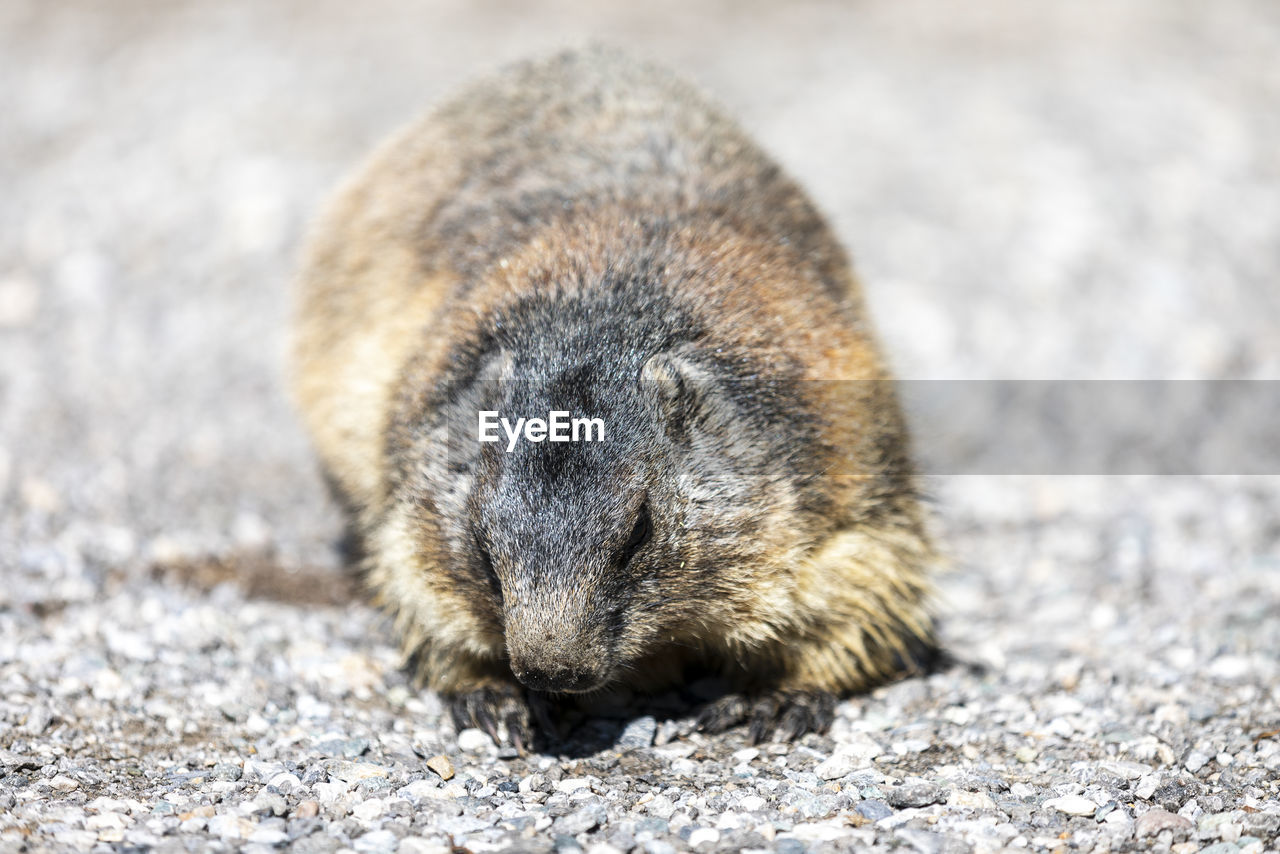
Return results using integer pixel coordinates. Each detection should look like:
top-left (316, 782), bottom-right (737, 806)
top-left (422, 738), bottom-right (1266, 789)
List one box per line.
top-left (620, 503), bottom-right (652, 564)
top-left (473, 532), bottom-right (502, 599)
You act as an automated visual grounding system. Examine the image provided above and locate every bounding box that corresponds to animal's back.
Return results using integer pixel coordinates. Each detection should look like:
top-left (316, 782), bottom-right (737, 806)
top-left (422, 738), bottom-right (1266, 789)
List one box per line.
top-left (415, 48), bottom-right (852, 286)
top-left (293, 47), bottom-right (859, 512)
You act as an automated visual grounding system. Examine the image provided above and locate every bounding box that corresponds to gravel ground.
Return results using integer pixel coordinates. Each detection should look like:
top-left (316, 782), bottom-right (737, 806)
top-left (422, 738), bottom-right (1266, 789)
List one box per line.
top-left (3, 1), bottom-right (1279, 852)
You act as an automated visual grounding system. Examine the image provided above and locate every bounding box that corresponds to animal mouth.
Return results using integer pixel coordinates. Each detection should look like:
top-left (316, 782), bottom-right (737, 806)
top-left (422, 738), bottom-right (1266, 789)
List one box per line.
top-left (501, 595), bottom-right (619, 694)
top-left (509, 659), bottom-right (609, 694)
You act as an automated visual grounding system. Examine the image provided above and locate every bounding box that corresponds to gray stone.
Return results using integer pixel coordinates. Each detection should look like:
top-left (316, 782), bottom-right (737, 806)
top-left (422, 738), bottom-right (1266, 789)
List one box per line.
top-left (618, 716), bottom-right (658, 750)
top-left (887, 783), bottom-right (947, 808)
top-left (342, 738), bottom-right (371, 759)
top-left (1043, 794), bottom-right (1097, 817)
top-left (210, 763), bottom-right (243, 782)
top-left (856, 800), bottom-right (894, 822)
top-left (555, 803), bottom-right (607, 836)
top-left (641, 841), bottom-right (677, 854)
top-left (1184, 751), bottom-right (1211, 773)
top-left (1153, 780), bottom-right (1198, 811)
top-left (1241, 812), bottom-right (1280, 837)
top-left (634, 817), bottom-right (669, 837)
top-left (814, 753), bottom-right (856, 780)
top-left (1135, 809), bottom-right (1193, 838)
top-left (645, 795), bottom-right (676, 820)
top-left (896, 828), bottom-right (951, 854)
top-left (22, 706), bottom-right (53, 735)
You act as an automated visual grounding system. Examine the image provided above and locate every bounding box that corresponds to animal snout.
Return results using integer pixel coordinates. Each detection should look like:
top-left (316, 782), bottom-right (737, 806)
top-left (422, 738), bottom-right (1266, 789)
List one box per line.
top-left (505, 606), bottom-right (611, 693)
top-left (510, 660), bottom-right (603, 693)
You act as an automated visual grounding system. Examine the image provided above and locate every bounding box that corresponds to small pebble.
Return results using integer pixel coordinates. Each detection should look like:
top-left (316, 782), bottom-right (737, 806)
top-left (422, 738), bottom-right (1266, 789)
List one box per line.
top-left (856, 800), bottom-right (893, 822)
top-left (1184, 751), bottom-right (1210, 773)
top-left (646, 795), bottom-right (677, 819)
top-left (86, 813), bottom-right (129, 831)
top-left (556, 803), bottom-right (607, 835)
top-left (619, 716), bottom-right (658, 750)
top-left (886, 782), bottom-right (946, 808)
top-left (331, 762), bottom-right (388, 782)
top-left (1043, 794), bottom-right (1096, 817)
top-left (0, 276), bottom-right (39, 327)
top-left (426, 754), bottom-right (455, 780)
top-left (949, 789), bottom-right (998, 810)
top-left (22, 706), bottom-right (54, 735)
top-left (1134, 775), bottom-right (1160, 800)
top-left (457, 728), bottom-right (494, 752)
top-left (48, 775), bottom-right (79, 792)
top-left (687, 827), bottom-right (719, 847)
top-left (210, 763), bottom-right (242, 782)
top-left (1135, 809), bottom-right (1193, 838)
top-left (814, 753), bottom-right (855, 780)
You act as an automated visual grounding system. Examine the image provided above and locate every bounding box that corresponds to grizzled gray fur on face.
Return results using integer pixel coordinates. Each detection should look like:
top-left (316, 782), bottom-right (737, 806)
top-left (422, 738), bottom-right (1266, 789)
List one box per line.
top-left (291, 46), bottom-right (937, 748)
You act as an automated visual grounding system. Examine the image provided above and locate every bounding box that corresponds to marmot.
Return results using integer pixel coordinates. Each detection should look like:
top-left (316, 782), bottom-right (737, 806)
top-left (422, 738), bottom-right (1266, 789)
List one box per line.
top-left (291, 47), bottom-right (936, 747)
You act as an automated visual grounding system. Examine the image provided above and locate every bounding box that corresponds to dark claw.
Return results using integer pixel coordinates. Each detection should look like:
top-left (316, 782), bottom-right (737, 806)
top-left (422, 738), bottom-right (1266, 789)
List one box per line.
top-left (695, 693), bottom-right (751, 733)
top-left (773, 697), bottom-right (819, 743)
top-left (746, 695), bottom-right (781, 745)
top-left (448, 684), bottom-right (533, 752)
top-left (475, 702), bottom-right (500, 743)
top-left (503, 710), bottom-right (523, 753)
top-left (698, 690), bottom-right (836, 743)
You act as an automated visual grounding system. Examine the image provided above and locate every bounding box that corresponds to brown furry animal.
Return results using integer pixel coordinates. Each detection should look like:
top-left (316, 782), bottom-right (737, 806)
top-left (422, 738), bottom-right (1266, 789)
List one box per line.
top-left (291, 46), bottom-right (936, 747)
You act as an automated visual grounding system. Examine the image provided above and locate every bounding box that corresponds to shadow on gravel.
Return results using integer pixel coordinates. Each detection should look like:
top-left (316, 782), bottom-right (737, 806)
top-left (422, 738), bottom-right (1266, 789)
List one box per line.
top-left (148, 550), bottom-right (359, 606)
top-left (555, 691), bottom-right (712, 758)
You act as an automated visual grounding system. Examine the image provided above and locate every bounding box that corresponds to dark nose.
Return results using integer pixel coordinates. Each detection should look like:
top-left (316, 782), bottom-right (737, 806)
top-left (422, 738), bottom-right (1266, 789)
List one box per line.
top-left (511, 662), bottom-right (602, 693)
top-left (503, 588), bottom-right (612, 694)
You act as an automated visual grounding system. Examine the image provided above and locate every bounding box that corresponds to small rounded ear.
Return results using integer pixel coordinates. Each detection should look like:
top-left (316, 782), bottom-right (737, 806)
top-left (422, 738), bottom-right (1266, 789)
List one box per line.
top-left (444, 349), bottom-right (513, 472)
top-left (477, 349), bottom-right (514, 387)
top-left (639, 349), bottom-right (720, 438)
top-left (469, 349), bottom-right (514, 434)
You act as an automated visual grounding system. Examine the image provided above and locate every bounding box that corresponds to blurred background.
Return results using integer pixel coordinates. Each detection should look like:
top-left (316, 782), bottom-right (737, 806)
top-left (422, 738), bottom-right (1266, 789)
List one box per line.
top-left (1, 0), bottom-right (1277, 702)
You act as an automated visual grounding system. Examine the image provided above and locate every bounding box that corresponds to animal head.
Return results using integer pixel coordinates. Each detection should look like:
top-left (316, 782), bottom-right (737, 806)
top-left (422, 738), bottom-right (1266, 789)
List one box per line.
top-left (398, 290), bottom-right (829, 694)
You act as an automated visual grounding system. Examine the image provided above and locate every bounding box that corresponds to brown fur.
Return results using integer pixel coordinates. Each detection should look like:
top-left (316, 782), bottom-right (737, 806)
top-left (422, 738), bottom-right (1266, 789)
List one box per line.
top-left (291, 47), bottom-right (936, 744)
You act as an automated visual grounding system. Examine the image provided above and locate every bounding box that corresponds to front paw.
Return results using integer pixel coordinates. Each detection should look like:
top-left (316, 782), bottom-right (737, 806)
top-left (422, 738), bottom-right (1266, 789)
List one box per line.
top-left (696, 689), bottom-right (836, 744)
top-left (447, 684), bottom-right (557, 754)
